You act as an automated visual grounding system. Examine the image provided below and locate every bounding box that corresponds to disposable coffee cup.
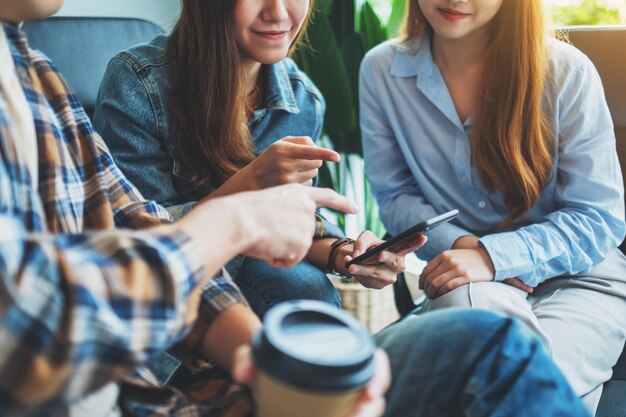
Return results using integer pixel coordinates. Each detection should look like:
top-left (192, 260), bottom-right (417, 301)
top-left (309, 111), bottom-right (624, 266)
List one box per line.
top-left (252, 300), bottom-right (376, 417)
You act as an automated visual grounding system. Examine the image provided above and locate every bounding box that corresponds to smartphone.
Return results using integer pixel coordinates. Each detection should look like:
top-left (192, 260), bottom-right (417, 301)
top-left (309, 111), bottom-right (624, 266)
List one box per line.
top-left (345, 209), bottom-right (460, 268)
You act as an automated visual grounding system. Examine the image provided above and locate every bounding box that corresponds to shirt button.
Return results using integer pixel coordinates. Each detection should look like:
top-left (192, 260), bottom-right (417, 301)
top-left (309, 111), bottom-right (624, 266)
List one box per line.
top-left (478, 200), bottom-right (486, 208)
top-left (461, 175), bottom-right (469, 183)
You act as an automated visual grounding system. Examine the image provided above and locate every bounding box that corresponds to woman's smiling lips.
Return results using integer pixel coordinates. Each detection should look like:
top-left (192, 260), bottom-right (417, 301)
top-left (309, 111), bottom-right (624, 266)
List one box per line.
top-left (437, 7), bottom-right (471, 21)
top-left (254, 30), bottom-right (289, 40)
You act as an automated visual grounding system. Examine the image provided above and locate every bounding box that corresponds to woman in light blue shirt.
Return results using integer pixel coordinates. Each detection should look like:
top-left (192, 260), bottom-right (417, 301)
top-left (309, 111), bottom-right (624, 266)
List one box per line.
top-left (360, 0), bottom-right (626, 412)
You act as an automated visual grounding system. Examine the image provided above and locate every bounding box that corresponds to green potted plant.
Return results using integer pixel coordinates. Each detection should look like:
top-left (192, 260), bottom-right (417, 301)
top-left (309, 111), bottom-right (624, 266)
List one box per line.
top-left (294, 0), bottom-right (405, 238)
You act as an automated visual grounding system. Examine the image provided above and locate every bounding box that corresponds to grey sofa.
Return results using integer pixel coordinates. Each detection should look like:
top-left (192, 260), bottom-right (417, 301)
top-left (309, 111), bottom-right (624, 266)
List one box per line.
top-left (571, 27), bottom-right (626, 417)
top-left (23, 17), bottom-right (163, 119)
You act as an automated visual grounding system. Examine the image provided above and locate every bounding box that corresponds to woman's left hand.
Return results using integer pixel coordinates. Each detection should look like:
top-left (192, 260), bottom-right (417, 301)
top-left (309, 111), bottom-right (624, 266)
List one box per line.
top-left (342, 231), bottom-right (427, 289)
top-left (419, 248), bottom-right (495, 299)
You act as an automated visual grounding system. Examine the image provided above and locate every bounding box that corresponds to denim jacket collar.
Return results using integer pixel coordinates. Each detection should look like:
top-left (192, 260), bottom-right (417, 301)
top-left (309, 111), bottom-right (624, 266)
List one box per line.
top-left (264, 60), bottom-right (300, 114)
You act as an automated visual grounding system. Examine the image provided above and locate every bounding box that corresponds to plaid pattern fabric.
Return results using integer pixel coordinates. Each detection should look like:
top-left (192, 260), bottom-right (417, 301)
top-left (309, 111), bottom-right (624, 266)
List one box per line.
top-left (0, 23), bottom-right (249, 417)
top-left (121, 363), bottom-right (253, 417)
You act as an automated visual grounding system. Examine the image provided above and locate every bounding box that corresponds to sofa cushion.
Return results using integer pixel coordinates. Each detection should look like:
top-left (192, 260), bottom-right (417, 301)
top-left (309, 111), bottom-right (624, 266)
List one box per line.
top-left (596, 380), bottom-right (626, 417)
top-left (23, 17), bottom-right (163, 118)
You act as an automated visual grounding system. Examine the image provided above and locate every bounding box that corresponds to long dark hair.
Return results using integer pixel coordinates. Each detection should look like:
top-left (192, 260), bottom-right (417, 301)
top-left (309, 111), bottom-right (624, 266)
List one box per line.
top-left (167, 0), bottom-right (315, 196)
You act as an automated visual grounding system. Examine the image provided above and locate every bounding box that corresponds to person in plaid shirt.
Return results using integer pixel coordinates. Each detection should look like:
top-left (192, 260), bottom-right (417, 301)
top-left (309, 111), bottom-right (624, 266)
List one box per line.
top-left (0, 1), bottom-right (364, 415)
top-left (0, 1), bottom-right (595, 417)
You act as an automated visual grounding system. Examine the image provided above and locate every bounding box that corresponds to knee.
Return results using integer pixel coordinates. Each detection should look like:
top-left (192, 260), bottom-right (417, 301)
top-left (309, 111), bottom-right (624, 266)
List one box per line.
top-left (273, 262), bottom-right (341, 307)
top-left (294, 264), bottom-right (341, 307)
top-left (425, 282), bottom-right (531, 315)
top-left (424, 285), bottom-right (472, 310)
top-left (441, 309), bottom-right (543, 360)
top-left (381, 309), bottom-right (541, 356)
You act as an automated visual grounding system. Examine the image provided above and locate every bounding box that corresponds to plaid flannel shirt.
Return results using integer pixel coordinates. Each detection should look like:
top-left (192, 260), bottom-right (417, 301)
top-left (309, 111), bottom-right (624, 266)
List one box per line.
top-left (0, 23), bottom-right (249, 417)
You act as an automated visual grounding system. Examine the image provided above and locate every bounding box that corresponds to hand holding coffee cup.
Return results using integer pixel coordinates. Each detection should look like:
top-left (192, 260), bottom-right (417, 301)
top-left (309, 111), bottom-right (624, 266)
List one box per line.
top-left (232, 300), bottom-right (386, 417)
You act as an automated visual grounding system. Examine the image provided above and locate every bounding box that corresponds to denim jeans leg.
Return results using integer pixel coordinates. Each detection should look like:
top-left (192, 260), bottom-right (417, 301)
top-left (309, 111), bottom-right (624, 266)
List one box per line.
top-left (231, 257), bottom-right (341, 317)
top-left (376, 309), bottom-right (591, 417)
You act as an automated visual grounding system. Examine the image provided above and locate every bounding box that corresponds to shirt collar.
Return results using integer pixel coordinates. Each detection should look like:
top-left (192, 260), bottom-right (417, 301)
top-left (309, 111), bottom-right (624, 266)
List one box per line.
top-left (2, 22), bottom-right (29, 61)
top-left (390, 32), bottom-right (471, 130)
top-left (390, 35), bottom-right (435, 80)
top-left (263, 60), bottom-right (299, 114)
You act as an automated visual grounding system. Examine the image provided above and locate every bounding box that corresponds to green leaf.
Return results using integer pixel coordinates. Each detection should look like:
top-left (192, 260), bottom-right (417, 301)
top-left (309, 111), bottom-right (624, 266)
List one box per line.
top-left (318, 160), bottom-right (335, 189)
top-left (387, 0), bottom-right (406, 38)
top-left (295, 1), bottom-right (392, 237)
top-left (329, 0), bottom-right (357, 48)
top-left (359, 2), bottom-right (388, 52)
top-left (549, 0), bottom-right (624, 26)
top-left (339, 32), bottom-right (365, 124)
top-left (316, 0), bottom-right (333, 16)
top-left (333, 127), bottom-right (362, 156)
top-left (364, 176), bottom-right (386, 238)
top-left (295, 13), bottom-right (357, 143)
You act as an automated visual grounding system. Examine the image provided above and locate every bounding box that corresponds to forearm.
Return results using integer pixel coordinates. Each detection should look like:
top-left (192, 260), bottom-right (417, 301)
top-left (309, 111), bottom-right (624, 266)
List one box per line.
top-left (306, 238), bottom-right (354, 276)
top-left (452, 235), bottom-right (480, 249)
top-left (175, 197), bottom-right (253, 274)
top-left (306, 238), bottom-right (336, 271)
top-left (199, 170), bottom-right (256, 202)
top-left (199, 304), bottom-right (262, 371)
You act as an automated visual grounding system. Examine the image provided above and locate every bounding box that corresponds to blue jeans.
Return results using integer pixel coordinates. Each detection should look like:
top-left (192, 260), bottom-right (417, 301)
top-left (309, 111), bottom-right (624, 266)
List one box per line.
top-left (228, 257), bottom-right (341, 317)
top-left (376, 309), bottom-right (590, 417)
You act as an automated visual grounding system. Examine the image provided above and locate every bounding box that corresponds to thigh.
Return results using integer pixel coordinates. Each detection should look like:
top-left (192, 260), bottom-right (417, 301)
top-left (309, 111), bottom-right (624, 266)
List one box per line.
top-left (529, 257), bottom-right (626, 399)
top-left (233, 257), bottom-right (340, 317)
top-left (422, 282), bottom-right (548, 344)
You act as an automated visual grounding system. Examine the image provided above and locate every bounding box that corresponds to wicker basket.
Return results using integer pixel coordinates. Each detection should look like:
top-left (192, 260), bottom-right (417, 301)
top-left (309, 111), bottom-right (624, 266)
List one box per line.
top-left (333, 279), bottom-right (400, 334)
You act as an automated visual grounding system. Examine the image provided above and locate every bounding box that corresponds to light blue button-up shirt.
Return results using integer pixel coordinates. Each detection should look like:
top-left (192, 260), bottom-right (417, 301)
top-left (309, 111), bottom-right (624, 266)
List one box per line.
top-left (360, 36), bottom-right (625, 287)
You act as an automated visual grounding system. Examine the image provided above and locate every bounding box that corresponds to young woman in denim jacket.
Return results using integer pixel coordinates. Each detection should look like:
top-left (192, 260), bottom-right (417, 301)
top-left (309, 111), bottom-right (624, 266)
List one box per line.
top-left (360, 0), bottom-right (626, 412)
top-left (93, 0), bottom-right (417, 318)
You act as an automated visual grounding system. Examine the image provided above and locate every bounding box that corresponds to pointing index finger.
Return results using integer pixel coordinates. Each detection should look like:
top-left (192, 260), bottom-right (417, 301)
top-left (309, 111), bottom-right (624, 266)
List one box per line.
top-left (307, 187), bottom-right (358, 214)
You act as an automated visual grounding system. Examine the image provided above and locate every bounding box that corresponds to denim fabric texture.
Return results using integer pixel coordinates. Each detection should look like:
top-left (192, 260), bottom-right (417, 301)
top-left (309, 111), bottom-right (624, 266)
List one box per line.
top-left (119, 309), bottom-right (591, 417)
top-left (229, 257), bottom-right (342, 317)
top-left (376, 309), bottom-right (591, 417)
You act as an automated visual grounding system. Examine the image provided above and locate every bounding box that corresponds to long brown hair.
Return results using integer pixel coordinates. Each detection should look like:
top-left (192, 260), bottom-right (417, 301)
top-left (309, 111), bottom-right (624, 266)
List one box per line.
top-left (402, 1), bottom-right (553, 224)
top-left (168, 0), bottom-right (315, 196)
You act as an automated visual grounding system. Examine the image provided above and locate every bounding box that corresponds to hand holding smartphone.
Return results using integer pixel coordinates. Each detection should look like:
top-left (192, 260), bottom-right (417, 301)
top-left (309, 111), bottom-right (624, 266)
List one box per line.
top-left (345, 209), bottom-right (459, 268)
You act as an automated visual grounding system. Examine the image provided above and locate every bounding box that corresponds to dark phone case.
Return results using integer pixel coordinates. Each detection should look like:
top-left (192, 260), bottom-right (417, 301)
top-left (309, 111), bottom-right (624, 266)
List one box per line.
top-left (345, 210), bottom-right (459, 267)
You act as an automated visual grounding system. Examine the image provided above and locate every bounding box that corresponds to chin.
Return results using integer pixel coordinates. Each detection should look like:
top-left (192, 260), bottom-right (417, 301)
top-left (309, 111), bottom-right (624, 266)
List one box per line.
top-left (252, 52), bottom-right (289, 65)
top-left (15, 0), bottom-right (64, 21)
top-left (433, 27), bottom-right (473, 41)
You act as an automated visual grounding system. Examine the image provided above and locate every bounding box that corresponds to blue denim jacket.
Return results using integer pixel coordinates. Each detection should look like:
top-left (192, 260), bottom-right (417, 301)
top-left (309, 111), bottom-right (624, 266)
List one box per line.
top-left (93, 34), bottom-right (343, 237)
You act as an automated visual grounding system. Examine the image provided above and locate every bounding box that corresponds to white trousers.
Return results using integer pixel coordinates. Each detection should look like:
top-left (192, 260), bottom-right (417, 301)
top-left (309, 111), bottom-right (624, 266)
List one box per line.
top-left (422, 249), bottom-right (626, 413)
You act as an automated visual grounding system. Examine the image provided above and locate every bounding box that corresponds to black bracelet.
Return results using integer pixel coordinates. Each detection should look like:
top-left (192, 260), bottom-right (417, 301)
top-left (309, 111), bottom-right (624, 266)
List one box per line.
top-left (327, 238), bottom-right (355, 277)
